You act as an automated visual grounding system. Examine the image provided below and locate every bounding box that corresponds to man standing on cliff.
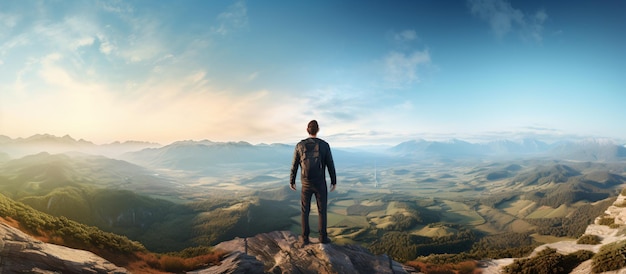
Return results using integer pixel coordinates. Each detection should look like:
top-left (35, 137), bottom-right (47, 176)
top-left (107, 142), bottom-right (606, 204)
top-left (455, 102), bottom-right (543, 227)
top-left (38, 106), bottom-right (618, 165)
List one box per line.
top-left (290, 120), bottom-right (337, 245)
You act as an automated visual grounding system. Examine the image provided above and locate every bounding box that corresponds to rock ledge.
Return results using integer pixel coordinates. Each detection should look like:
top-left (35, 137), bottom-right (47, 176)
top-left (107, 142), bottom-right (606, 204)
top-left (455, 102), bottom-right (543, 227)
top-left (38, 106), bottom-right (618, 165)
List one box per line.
top-left (192, 230), bottom-right (410, 274)
top-left (0, 222), bottom-right (128, 274)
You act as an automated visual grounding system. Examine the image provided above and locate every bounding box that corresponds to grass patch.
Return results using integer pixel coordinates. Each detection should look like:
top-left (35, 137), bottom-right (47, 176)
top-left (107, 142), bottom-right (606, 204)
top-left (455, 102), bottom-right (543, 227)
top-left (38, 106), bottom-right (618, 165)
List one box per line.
top-left (504, 248), bottom-right (594, 274)
top-left (598, 216), bottom-right (615, 226)
top-left (592, 239), bottom-right (626, 273)
top-left (577, 234), bottom-right (601, 245)
top-left (405, 260), bottom-right (479, 274)
top-left (498, 198), bottom-right (535, 217)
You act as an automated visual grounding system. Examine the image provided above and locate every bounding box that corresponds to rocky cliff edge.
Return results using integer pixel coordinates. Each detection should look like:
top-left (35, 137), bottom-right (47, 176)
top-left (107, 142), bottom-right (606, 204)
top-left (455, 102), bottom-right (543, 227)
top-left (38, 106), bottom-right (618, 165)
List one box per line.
top-left (0, 222), bottom-right (128, 274)
top-left (191, 230), bottom-right (412, 274)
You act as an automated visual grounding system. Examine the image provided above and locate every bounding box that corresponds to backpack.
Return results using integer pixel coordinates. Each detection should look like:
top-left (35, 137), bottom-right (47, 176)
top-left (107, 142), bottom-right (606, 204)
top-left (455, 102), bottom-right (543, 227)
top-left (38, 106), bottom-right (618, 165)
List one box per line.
top-left (300, 138), bottom-right (323, 181)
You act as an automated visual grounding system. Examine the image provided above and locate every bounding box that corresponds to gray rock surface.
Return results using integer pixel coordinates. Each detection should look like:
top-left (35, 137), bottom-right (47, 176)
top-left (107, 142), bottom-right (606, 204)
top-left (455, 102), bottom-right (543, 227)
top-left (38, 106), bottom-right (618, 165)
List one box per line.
top-left (0, 222), bottom-right (128, 274)
top-left (192, 230), bottom-right (410, 274)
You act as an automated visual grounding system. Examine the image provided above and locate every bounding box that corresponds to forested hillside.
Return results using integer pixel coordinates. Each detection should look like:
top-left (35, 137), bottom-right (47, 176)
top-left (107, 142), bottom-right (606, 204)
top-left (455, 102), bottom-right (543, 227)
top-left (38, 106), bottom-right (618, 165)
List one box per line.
top-left (0, 152), bottom-right (296, 252)
top-left (0, 193), bottom-right (228, 272)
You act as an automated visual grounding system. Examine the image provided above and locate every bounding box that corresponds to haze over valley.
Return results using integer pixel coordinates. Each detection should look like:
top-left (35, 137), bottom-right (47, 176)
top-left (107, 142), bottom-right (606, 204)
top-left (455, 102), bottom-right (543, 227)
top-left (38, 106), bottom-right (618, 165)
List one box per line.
top-left (2, 134), bottom-right (625, 262)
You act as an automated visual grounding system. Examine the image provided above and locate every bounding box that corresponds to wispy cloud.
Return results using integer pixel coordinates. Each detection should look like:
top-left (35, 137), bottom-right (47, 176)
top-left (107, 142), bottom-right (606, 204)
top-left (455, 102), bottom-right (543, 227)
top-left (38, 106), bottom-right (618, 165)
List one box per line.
top-left (383, 50), bottom-right (430, 88)
top-left (526, 9), bottom-right (548, 42)
top-left (0, 32), bottom-right (30, 56)
top-left (116, 17), bottom-right (169, 63)
top-left (212, 0), bottom-right (249, 35)
top-left (380, 29), bottom-right (431, 89)
top-left (468, 0), bottom-right (547, 42)
top-left (393, 29), bottom-right (417, 43)
top-left (0, 12), bottom-right (19, 29)
top-left (95, 34), bottom-right (114, 55)
top-left (3, 54), bottom-right (304, 144)
top-left (246, 71), bottom-right (259, 82)
top-left (97, 0), bottom-right (134, 15)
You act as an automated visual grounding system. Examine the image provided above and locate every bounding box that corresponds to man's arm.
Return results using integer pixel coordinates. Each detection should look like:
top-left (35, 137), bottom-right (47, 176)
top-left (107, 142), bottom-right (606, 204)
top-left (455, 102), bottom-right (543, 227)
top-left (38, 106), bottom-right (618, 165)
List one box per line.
top-left (326, 145), bottom-right (337, 191)
top-left (289, 145), bottom-right (300, 191)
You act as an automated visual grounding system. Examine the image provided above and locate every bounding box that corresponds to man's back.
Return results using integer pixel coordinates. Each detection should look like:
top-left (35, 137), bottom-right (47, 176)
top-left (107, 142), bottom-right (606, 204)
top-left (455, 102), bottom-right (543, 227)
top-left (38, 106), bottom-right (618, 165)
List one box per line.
top-left (291, 137), bottom-right (336, 187)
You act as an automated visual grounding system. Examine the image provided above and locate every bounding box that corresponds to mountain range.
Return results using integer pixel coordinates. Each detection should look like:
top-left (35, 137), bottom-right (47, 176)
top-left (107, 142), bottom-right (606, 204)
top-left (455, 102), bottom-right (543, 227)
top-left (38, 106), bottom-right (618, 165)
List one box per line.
top-left (389, 138), bottom-right (626, 161)
top-left (2, 134), bottom-right (626, 167)
top-left (0, 134), bottom-right (160, 158)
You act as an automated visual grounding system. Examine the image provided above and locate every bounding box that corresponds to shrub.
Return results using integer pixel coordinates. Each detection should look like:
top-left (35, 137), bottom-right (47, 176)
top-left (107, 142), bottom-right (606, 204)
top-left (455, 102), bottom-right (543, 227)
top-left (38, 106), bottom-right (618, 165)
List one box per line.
top-left (592, 239), bottom-right (626, 273)
top-left (598, 216), bottom-right (615, 226)
top-left (577, 234), bottom-right (601, 245)
top-left (135, 249), bottom-right (227, 273)
top-left (503, 248), bottom-right (592, 274)
top-left (405, 260), bottom-right (479, 274)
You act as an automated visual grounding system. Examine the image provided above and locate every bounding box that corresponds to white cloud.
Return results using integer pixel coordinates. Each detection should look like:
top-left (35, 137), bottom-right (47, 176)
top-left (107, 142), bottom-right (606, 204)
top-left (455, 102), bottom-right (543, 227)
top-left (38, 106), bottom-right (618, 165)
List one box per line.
top-left (98, 0), bottom-right (134, 14)
top-left (213, 0), bottom-right (248, 35)
top-left (383, 50), bottom-right (430, 88)
top-left (184, 71), bottom-right (210, 90)
top-left (468, 0), bottom-right (523, 37)
top-left (0, 33), bottom-right (30, 55)
top-left (72, 36), bottom-right (95, 50)
top-left (31, 16), bottom-right (101, 53)
top-left (247, 71), bottom-right (259, 82)
top-left (397, 101), bottom-right (414, 111)
top-left (394, 29), bottom-right (417, 42)
top-left (115, 17), bottom-right (167, 63)
top-left (2, 51), bottom-right (303, 144)
top-left (468, 0), bottom-right (547, 42)
top-left (527, 9), bottom-right (548, 42)
top-left (39, 53), bottom-right (72, 87)
top-left (0, 12), bottom-right (19, 29)
top-left (97, 34), bottom-right (115, 55)
top-left (11, 58), bottom-right (36, 93)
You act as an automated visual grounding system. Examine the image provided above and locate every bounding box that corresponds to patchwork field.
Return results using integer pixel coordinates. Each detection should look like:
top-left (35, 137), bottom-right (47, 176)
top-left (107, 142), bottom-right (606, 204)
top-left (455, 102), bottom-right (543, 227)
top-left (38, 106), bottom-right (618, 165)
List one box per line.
top-left (177, 158), bottom-right (626, 248)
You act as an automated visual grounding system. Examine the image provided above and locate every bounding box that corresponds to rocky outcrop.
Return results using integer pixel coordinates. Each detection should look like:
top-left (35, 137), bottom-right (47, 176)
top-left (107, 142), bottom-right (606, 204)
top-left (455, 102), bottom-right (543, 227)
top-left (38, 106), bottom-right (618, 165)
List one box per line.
top-left (0, 222), bottom-right (128, 274)
top-left (191, 230), bottom-right (410, 274)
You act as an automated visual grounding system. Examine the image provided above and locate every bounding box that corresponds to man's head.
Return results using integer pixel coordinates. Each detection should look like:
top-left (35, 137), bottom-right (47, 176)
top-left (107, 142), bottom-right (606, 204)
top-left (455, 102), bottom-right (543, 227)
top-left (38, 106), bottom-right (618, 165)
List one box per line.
top-left (307, 120), bottom-right (319, 136)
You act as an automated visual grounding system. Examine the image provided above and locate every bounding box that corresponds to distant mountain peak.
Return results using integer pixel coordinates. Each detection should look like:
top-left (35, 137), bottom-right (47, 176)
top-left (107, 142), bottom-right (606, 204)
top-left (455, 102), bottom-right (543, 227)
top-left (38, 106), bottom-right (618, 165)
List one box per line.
top-left (577, 137), bottom-right (618, 145)
top-left (18, 134), bottom-right (94, 145)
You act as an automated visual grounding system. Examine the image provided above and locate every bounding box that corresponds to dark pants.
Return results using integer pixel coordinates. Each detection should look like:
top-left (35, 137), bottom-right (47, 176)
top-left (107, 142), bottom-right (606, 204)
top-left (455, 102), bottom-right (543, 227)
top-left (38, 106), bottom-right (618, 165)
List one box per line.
top-left (300, 182), bottom-right (328, 239)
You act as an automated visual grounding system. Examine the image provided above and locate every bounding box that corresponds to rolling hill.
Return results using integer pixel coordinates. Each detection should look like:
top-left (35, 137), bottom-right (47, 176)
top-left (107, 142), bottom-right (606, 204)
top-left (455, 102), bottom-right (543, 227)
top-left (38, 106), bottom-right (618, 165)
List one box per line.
top-left (0, 152), bottom-right (297, 252)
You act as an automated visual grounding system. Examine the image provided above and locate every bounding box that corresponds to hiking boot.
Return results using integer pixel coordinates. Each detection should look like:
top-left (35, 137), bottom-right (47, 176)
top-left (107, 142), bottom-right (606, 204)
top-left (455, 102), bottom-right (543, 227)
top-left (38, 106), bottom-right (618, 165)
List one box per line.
top-left (299, 236), bottom-right (310, 247)
top-left (320, 236), bottom-right (332, 244)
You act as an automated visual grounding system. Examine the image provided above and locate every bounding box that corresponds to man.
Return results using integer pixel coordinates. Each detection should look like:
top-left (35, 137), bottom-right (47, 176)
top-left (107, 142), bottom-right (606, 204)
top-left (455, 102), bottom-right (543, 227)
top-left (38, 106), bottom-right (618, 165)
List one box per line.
top-left (290, 120), bottom-right (337, 245)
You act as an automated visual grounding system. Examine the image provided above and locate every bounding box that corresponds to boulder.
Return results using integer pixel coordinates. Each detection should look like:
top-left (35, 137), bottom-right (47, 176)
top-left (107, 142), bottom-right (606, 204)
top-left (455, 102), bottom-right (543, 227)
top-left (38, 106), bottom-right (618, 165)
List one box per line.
top-left (0, 223), bottom-right (128, 274)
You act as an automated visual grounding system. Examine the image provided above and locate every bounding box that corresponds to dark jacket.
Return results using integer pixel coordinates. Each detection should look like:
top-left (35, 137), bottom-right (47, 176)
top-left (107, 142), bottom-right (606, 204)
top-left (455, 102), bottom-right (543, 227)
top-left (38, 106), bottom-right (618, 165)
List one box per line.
top-left (290, 137), bottom-right (337, 187)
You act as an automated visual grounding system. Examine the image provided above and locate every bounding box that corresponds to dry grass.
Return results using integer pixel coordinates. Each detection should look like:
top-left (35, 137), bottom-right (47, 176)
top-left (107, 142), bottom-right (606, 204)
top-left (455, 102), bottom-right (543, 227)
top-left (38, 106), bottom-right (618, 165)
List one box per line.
top-left (405, 260), bottom-right (480, 274)
top-left (0, 216), bottom-right (20, 228)
top-left (131, 251), bottom-right (227, 273)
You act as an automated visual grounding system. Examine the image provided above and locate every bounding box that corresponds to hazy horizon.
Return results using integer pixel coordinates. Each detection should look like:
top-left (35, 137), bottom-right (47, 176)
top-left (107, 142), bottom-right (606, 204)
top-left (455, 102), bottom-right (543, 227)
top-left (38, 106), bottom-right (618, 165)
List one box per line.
top-left (1, 0), bottom-right (624, 147)
top-left (1, 132), bottom-right (625, 149)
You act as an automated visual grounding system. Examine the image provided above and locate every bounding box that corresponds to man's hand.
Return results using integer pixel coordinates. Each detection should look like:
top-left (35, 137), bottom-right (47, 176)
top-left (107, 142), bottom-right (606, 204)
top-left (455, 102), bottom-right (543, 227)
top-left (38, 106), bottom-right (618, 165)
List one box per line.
top-left (330, 184), bottom-right (336, 192)
top-left (290, 184), bottom-right (296, 191)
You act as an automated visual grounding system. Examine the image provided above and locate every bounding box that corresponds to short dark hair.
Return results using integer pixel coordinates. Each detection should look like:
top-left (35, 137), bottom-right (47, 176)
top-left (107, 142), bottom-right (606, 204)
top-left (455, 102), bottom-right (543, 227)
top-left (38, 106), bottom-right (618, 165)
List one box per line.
top-left (307, 120), bottom-right (319, 135)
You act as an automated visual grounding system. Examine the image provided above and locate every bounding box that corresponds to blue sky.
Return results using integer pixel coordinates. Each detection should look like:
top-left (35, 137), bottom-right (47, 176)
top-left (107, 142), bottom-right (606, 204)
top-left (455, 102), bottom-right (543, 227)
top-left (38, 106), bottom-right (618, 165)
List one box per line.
top-left (0, 0), bottom-right (624, 146)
